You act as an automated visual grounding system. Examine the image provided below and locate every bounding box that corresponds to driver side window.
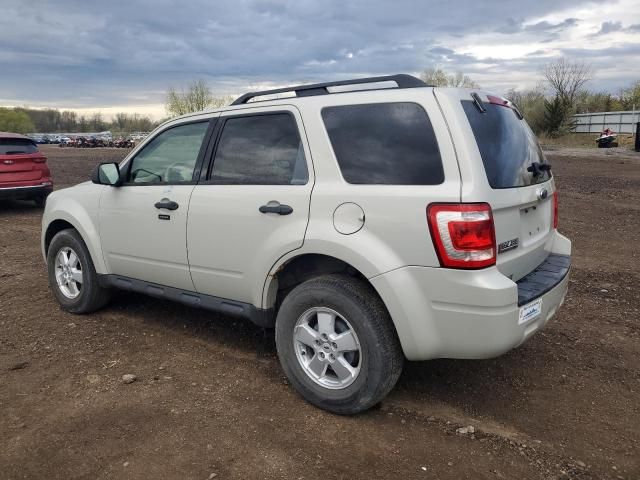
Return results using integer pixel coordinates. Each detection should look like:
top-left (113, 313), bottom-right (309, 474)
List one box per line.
top-left (128, 121), bottom-right (209, 184)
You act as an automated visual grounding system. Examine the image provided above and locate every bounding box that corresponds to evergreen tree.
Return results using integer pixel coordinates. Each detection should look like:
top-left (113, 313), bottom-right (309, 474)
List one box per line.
top-left (543, 96), bottom-right (573, 137)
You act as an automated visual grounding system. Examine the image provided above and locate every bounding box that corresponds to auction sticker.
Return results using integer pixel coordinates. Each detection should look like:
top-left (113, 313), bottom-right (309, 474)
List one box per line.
top-left (519, 298), bottom-right (543, 325)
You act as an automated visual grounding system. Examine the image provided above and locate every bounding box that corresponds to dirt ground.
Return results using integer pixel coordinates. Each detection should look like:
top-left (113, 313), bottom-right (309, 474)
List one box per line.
top-left (1, 144), bottom-right (639, 480)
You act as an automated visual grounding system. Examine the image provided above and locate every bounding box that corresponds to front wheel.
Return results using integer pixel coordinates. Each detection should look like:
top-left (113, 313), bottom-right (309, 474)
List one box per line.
top-left (275, 274), bottom-right (403, 414)
top-left (47, 229), bottom-right (111, 313)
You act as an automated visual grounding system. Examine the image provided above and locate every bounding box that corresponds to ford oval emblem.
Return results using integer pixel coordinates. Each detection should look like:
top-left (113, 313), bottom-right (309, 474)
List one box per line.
top-left (537, 188), bottom-right (548, 200)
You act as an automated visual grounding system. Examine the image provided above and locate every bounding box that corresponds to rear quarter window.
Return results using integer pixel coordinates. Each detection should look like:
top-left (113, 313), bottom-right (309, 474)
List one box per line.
top-left (322, 102), bottom-right (444, 185)
top-left (0, 138), bottom-right (38, 154)
top-left (462, 100), bottom-right (551, 189)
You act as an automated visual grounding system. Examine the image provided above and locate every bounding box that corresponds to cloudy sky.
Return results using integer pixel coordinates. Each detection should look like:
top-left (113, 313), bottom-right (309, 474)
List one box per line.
top-left (1, 0), bottom-right (639, 119)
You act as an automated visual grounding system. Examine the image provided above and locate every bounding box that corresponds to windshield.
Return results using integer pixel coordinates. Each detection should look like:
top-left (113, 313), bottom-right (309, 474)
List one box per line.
top-left (462, 100), bottom-right (551, 189)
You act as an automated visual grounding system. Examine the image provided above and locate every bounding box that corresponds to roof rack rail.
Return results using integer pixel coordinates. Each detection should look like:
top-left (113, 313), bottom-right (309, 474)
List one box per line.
top-left (230, 74), bottom-right (428, 105)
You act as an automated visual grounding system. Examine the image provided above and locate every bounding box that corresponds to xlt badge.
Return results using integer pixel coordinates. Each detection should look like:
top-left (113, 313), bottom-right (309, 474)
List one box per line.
top-left (498, 238), bottom-right (519, 254)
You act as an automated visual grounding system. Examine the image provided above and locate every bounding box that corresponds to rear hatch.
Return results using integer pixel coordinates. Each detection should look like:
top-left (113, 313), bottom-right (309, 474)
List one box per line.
top-left (434, 89), bottom-right (555, 281)
top-left (0, 137), bottom-right (46, 184)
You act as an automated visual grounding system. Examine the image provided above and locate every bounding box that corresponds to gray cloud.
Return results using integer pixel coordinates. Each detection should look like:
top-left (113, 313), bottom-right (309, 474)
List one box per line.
top-left (0, 0), bottom-right (638, 114)
top-left (597, 21), bottom-right (623, 35)
top-left (525, 18), bottom-right (579, 33)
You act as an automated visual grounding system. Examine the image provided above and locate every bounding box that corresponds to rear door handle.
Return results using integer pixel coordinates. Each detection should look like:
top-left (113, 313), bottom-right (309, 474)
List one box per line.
top-left (155, 199), bottom-right (179, 210)
top-left (259, 202), bottom-right (293, 215)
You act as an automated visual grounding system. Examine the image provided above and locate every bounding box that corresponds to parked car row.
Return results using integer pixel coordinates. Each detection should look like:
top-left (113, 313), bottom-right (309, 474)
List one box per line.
top-left (58, 136), bottom-right (135, 148)
top-left (30, 132), bottom-right (143, 148)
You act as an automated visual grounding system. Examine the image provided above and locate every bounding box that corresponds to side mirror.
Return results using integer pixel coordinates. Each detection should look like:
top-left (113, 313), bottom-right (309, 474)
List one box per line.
top-left (91, 162), bottom-right (121, 186)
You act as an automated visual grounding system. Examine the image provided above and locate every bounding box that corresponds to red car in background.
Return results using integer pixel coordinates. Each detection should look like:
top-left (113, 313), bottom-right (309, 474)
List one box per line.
top-left (0, 132), bottom-right (53, 207)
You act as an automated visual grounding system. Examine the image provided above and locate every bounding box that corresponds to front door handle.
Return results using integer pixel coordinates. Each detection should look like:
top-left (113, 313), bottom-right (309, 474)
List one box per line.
top-left (155, 199), bottom-right (179, 210)
top-left (259, 202), bottom-right (293, 215)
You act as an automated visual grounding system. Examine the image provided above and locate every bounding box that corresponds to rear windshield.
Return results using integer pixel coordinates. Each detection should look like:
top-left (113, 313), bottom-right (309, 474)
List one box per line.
top-left (462, 100), bottom-right (551, 189)
top-left (0, 138), bottom-right (39, 155)
top-left (322, 102), bottom-right (444, 185)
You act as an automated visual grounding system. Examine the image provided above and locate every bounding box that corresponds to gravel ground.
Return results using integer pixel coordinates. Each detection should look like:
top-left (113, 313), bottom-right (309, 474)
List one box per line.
top-left (1, 145), bottom-right (639, 479)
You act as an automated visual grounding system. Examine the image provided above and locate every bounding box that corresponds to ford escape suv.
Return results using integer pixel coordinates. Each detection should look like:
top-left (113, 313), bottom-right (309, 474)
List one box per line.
top-left (41, 75), bottom-right (571, 414)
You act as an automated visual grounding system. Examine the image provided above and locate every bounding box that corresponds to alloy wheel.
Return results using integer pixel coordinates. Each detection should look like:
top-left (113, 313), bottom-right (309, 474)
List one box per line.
top-left (54, 247), bottom-right (83, 299)
top-left (293, 307), bottom-right (362, 389)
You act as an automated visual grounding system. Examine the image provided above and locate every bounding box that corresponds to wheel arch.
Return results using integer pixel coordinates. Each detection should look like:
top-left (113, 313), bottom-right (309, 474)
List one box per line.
top-left (262, 251), bottom-right (398, 325)
top-left (42, 210), bottom-right (107, 274)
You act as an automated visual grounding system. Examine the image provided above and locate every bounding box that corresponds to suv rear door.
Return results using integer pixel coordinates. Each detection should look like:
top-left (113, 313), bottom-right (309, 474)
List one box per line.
top-left (187, 105), bottom-right (313, 306)
top-left (435, 89), bottom-right (556, 281)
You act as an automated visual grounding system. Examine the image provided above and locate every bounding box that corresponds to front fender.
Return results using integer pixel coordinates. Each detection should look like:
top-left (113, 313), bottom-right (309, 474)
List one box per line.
top-left (41, 184), bottom-right (107, 274)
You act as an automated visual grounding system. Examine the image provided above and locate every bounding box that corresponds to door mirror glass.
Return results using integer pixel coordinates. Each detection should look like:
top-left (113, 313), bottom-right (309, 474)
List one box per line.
top-left (92, 162), bottom-right (120, 186)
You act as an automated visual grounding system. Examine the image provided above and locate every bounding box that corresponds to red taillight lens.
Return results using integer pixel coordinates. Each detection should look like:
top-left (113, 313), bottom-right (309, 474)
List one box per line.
top-left (552, 191), bottom-right (559, 229)
top-left (33, 156), bottom-right (47, 163)
top-left (427, 203), bottom-right (496, 269)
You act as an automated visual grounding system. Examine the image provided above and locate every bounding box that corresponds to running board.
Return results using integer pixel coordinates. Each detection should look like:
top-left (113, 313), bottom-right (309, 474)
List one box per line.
top-left (98, 274), bottom-right (275, 328)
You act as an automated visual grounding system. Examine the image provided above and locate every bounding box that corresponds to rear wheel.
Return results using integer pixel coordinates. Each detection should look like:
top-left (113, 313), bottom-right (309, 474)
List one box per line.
top-left (275, 274), bottom-right (403, 414)
top-left (47, 229), bottom-right (111, 313)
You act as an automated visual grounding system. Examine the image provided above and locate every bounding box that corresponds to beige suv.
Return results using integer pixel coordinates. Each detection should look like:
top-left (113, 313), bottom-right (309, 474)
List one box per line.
top-left (42, 75), bottom-right (571, 414)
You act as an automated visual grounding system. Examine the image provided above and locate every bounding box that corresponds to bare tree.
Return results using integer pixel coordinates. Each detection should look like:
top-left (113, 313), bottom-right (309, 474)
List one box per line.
top-left (166, 80), bottom-right (233, 117)
top-left (90, 112), bottom-right (105, 131)
top-left (420, 68), bottom-right (479, 88)
top-left (542, 58), bottom-right (592, 107)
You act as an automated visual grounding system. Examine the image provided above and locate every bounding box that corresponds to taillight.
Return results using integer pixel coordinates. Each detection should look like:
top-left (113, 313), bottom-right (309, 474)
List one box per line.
top-left (552, 191), bottom-right (559, 229)
top-left (33, 156), bottom-right (47, 163)
top-left (427, 203), bottom-right (496, 269)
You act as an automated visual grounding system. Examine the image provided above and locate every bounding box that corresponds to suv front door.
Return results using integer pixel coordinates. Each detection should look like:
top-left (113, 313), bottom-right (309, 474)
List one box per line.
top-left (187, 106), bottom-right (313, 306)
top-left (99, 119), bottom-right (214, 290)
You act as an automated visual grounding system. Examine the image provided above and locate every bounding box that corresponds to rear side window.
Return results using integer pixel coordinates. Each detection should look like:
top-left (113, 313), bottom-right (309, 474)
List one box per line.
top-left (0, 138), bottom-right (38, 154)
top-left (462, 100), bottom-right (551, 189)
top-left (322, 102), bottom-right (444, 185)
top-left (210, 113), bottom-right (308, 185)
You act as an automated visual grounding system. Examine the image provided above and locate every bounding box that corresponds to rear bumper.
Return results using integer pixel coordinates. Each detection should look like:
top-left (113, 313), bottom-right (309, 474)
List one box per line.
top-left (0, 183), bottom-right (53, 200)
top-left (371, 232), bottom-right (571, 361)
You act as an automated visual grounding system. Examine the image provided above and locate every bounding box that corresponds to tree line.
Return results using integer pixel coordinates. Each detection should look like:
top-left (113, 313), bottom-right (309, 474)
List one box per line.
top-left (3, 62), bottom-right (638, 138)
top-left (0, 107), bottom-right (158, 135)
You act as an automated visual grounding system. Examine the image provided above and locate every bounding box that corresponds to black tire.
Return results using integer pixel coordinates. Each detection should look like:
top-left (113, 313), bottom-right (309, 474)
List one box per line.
top-left (275, 274), bottom-right (403, 414)
top-left (47, 228), bottom-right (111, 313)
